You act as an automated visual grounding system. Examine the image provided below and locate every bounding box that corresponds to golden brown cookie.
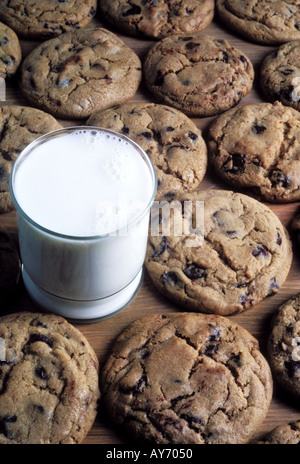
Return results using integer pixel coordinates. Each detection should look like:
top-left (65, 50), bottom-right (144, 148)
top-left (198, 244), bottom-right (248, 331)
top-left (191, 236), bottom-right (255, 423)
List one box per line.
top-left (0, 312), bottom-right (100, 444)
top-left (208, 101), bottom-right (300, 203)
top-left (101, 312), bottom-right (273, 444)
top-left (145, 189), bottom-right (292, 316)
top-left (20, 28), bottom-right (142, 119)
top-left (143, 34), bottom-right (254, 117)
top-left (86, 102), bottom-right (207, 200)
top-left (216, 0), bottom-right (300, 45)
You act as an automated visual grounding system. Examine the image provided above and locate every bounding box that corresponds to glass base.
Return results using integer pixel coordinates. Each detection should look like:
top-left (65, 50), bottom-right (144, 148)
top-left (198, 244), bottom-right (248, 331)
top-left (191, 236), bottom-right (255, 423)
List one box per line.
top-left (22, 267), bottom-right (143, 323)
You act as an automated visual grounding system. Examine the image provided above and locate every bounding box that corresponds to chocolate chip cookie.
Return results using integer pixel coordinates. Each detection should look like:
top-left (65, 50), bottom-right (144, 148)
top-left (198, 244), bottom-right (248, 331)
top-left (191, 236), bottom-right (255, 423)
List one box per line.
top-left (216, 0), bottom-right (300, 45)
top-left (86, 102), bottom-right (207, 200)
top-left (260, 40), bottom-right (300, 111)
top-left (145, 189), bottom-right (292, 316)
top-left (101, 312), bottom-right (273, 444)
top-left (143, 34), bottom-right (254, 117)
top-left (208, 102), bottom-right (300, 203)
top-left (0, 312), bottom-right (100, 444)
top-left (0, 105), bottom-right (62, 213)
top-left (20, 28), bottom-right (142, 119)
top-left (0, 226), bottom-right (21, 303)
top-left (99, 0), bottom-right (214, 39)
top-left (0, 0), bottom-right (97, 39)
top-left (255, 421), bottom-right (300, 444)
top-left (0, 22), bottom-right (21, 79)
top-left (268, 293), bottom-right (300, 401)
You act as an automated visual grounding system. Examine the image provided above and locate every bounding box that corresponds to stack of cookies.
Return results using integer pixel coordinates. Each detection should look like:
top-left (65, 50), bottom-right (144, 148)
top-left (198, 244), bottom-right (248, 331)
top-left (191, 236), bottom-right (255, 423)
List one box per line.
top-left (0, 0), bottom-right (300, 445)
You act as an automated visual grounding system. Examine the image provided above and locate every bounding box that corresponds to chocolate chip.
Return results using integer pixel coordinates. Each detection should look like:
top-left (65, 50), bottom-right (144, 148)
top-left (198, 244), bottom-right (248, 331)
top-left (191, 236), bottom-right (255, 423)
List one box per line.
top-left (229, 353), bottom-right (243, 367)
top-left (184, 263), bottom-right (207, 280)
top-left (28, 334), bottom-right (53, 347)
top-left (209, 326), bottom-right (220, 341)
top-left (181, 414), bottom-right (204, 426)
top-left (181, 37), bottom-right (194, 41)
top-left (239, 293), bottom-right (248, 305)
top-left (268, 277), bottom-right (279, 296)
top-left (240, 55), bottom-right (248, 68)
top-left (286, 323), bottom-right (294, 335)
top-left (252, 246), bottom-right (268, 257)
top-left (188, 131), bottom-right (198, 141)
top-left (120, 375), bottom-right (146, 394)
top-left (152, 237), bottom-right (168, 258)
top-left (226, 230), bottom-right (237, 236)
top-left (222, 51), bottom-right (228, 62)
top-left (182, 80), bottom-right (190, 86)
top-left (252, 124), bottom-right (267, 134)
top-left (163, 192), bottom-right (176, 202)
top-left (270, 169), bottom-right (290, 188)
top-left (30, 320), bottom-right (48, 329)
top-left (281, 69), bottom-right (294, 76)
top-left (285, 360), bottom-right (300, 378)
top-left (34, 404), bottom-right (45, 414)
top-left (166, 126), bottom-right (175, 132)
top-left (154, 70), bottom-right (164, 86)
top-left (139, 131), bottom-right (152, 140)
top-left (122, 5), bottom-right (142, 16)
top-left (280, 85), bottom-right (295, 102)
top-left (122, 126), bottom-right (129, 135)
top-left (0, 37), bottom-right (8, 46)
top-left (89, 6), bottom-right (96, 16)
top-left (225, 153), bottom-right (245, 174)
top-left (161, 271), bottom-right (181, 287)
top-left (276, 231), bottom-right (282, 245)
top-left (185, 42), bottom-right (200, 50)
top-left (171, 379), bottom-right (182, 384)
top-left (204, 343), bottom-right (219, 356)
top-left (0, 415), bottom-right (17, 438)
top-left (35, 366), bottom-right (48, 380)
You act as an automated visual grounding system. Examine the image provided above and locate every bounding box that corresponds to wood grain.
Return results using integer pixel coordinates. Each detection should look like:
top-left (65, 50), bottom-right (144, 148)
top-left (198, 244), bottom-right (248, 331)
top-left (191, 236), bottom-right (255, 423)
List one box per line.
top-left (1, 13), bottom-right (300, 444)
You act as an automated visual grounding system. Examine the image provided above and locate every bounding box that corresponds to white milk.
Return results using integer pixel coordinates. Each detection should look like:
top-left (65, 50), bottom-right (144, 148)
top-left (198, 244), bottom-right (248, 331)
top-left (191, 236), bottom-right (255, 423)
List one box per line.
top-left (10, 127), bottom-right (156, 321)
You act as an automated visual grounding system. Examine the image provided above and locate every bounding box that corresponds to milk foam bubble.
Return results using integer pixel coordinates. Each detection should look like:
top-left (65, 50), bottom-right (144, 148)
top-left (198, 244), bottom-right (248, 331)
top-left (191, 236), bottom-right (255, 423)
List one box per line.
top-left (14, 129), bottom-right (153, 237)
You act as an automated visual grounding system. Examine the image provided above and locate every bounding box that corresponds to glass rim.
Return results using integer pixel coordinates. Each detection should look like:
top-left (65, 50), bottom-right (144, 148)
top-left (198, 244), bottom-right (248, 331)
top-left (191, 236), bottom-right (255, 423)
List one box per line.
top-left (9, 125), bottom-right (157, 241)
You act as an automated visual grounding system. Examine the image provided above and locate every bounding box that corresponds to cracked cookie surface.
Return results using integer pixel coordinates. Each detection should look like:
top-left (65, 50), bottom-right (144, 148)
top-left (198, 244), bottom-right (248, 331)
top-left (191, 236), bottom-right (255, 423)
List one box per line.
top-left (0, 105), bottom-right (62, 213)
top-left (99, 0), bottom-right (214, 39)
top-left (268, 293), bottom-right (300, 400)
top-left (208, 102), bottom-right (300, 203)
top-left (0, 312), bottom-right (100, 444)
top-left (86, 102), bottom-right (207, 200)
top-left (255, 420), bottom-right (300, 444)
top-left (101, 312), bottom-right (272, 444)
top-left (20, 28), bottom-right (142, 119)
top-left (0, 0), bottom-right (97, 39)
top-left (216, 0), bottom-right (300, 45)
top-left (0, 22), bottom-right (21, 79)
top-left (143, 34), bottom-right (254, 117)
top-left (260, 40), bottom-right (300, 111)
top-left (145, 189), bottom-right (292, 316)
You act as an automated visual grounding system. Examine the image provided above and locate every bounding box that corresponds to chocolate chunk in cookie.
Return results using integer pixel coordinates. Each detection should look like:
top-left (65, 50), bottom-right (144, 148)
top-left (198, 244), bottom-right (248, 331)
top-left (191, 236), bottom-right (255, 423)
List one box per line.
top-left (0, 312), bottom-right (100, 444)
top-left (145, 189), bottom-right (292, 316)
top-left (208, 101), bottom-right (300, 203)
top-left (20, 28), bottom-right (142, 119)
top-left (101, 313), bottom-right (272, 444)
top-left (99, 0), bottom-right (214, 39)
top-left (143, 34), bottom-right (254, 117)
top-left (86, 102), bottom-right (207, 200)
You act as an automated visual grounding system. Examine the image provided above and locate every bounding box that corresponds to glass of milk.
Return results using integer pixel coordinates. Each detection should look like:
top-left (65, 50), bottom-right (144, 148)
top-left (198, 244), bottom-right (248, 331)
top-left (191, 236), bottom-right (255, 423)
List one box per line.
top-left (10, 127), bottom-right (157, 322)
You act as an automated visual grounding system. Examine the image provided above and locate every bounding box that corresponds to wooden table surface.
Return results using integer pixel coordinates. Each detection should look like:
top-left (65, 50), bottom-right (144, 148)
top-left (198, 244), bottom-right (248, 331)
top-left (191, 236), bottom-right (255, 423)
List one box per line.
top-left (2, 12), bottom-right (300, 445)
